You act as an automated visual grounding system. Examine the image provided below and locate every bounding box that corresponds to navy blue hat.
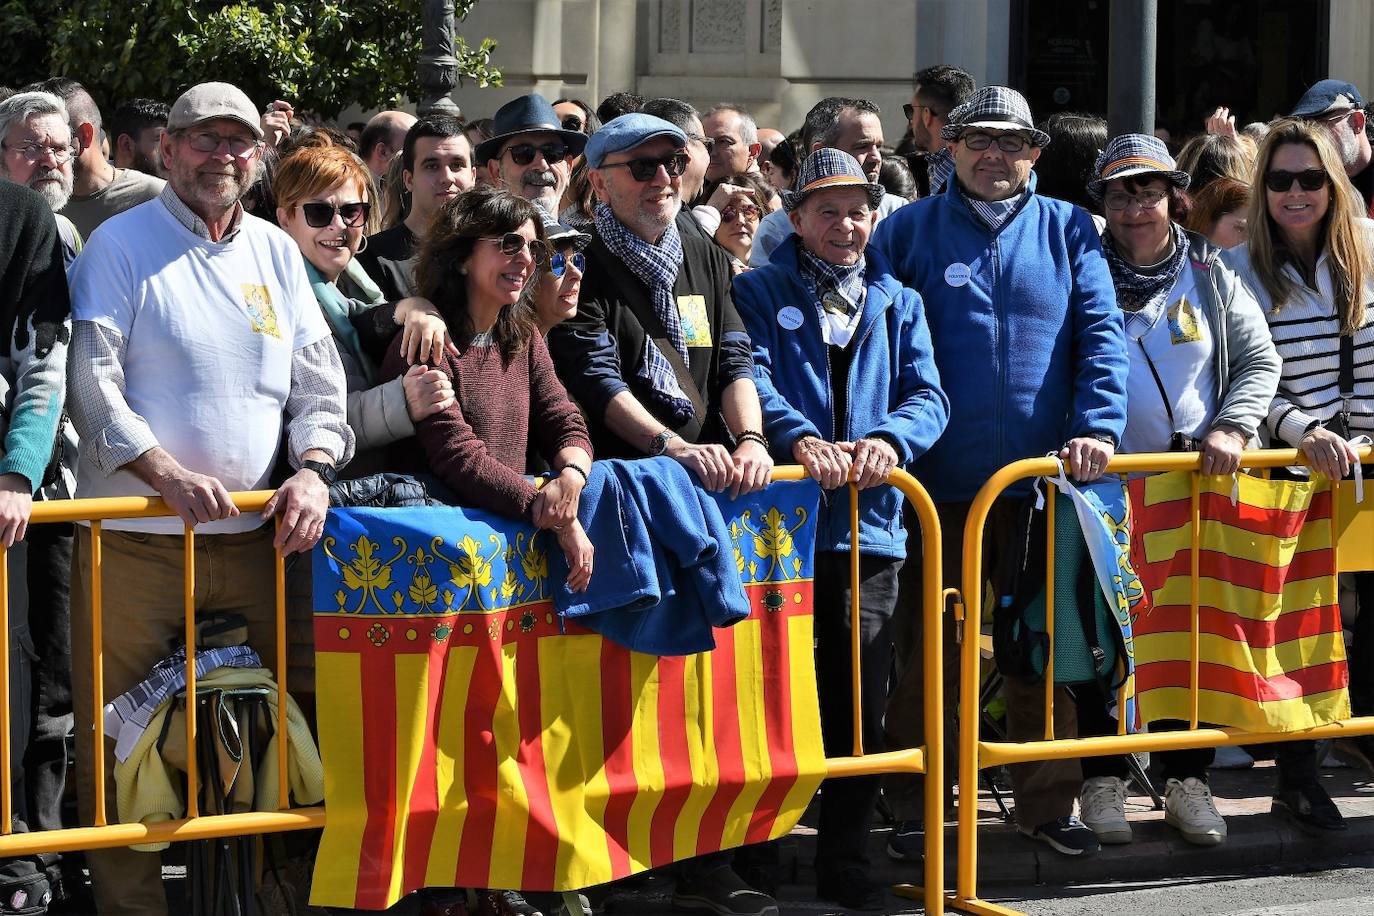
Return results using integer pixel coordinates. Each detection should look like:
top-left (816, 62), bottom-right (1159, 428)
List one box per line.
top-left (1290, 79), bottom-right (1365, 119)
top-left (475, 94), bottom-right (588, 165)
top-left (583, 114), bottom-right (686, 169)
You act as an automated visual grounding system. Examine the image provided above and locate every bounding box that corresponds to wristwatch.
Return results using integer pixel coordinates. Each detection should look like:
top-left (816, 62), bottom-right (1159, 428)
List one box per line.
top-left (647, 428), bottom-right (678, 457)
top-left (301, 459), bottom-right (338, 486)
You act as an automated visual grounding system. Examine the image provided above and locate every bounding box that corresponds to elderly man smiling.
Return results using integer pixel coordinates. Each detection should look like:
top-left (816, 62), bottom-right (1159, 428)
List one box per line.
top-left (0, 91), bottom-right (83, 263)
top-left (476, 93), bottom-right (587, 215)
top-left (733, 149), bottom-right (948, 911)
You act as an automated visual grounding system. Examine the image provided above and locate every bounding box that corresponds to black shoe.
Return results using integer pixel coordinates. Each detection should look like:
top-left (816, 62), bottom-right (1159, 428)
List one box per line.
top-left (1272, 781), bottom-right (1347, 832)
top-left (671, 866), bottom-right (778, 916)
top-left (885, 820), bottom-right (923, 862)
top-left (1017, 816), bottom-right (1101, 856)
top-left (816, 868), bottom-right (884, 912)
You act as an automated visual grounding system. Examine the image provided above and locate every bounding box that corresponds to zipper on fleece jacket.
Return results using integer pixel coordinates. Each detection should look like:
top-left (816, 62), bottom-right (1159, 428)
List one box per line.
top-left (991, 237), bottom-right (1006, 471)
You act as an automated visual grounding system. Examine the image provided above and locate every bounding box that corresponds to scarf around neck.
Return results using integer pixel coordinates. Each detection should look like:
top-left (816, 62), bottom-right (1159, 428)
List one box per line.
top-left (1101, 222), bottom-right (1190, 314)
top-left (305, 259), bottom-right (376, 386)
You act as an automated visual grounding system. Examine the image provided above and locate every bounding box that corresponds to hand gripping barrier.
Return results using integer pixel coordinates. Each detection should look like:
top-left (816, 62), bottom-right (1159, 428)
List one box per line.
top-left (0, 469), bottom-right (951, 915)
top-left (949, 447), bottom-right (1374, 916)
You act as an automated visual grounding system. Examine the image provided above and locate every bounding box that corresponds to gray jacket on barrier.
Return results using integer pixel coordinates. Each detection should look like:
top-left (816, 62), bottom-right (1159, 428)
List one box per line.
top-left (1184, 231), bottom-right (1281, 442)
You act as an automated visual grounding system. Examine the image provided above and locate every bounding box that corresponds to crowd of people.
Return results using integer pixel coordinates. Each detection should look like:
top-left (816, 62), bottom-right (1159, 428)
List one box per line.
top-left (0, 61), bottom-right (1373, 916)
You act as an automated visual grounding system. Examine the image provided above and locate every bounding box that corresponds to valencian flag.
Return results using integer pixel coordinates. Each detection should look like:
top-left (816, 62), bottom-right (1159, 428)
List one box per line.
top-left (1127, 471), bottom-right (1349, 732)
top-left (308, 481), bottom-right (825, 910)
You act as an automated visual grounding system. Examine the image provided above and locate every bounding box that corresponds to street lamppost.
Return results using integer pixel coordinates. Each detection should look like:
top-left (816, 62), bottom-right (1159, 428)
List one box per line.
top-left (419, 0), bottom-right (461, 116)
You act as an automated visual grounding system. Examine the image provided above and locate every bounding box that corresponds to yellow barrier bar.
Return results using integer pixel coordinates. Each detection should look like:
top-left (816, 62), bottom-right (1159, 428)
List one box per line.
top-left (1043, 486), bottom-right (1055, 741)
top-left (0, 808), bottom-right (327, 857)
top-left (849, 482), bottom-right (863, 757)
top-left (0, 543), bottom-right (9, 836)
top-left (276, 524), bottom-right (290, 809)
top-left (957, 474), bottom-right (994, 903)
top-left (184, 526), bottom-right (198, 820)
top-left (91, 521), bottom-right (105, 827)
top-left (1189, 471), bottom-right (1200, 729)
top-left (826, 747), bottom-right (926, 777)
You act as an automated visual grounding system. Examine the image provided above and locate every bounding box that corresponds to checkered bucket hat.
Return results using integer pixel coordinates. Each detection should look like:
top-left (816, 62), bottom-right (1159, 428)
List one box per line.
top-left (1087, 133), bottom-right (1191, 201)
top-left (940, 86), bottom-right (1050, 147)
top-left (781, 148), bottom-right (885, 212)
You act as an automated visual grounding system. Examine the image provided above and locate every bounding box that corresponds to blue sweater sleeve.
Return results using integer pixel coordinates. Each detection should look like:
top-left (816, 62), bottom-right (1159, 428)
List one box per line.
top-left (1064, 209), bottom-right (1129, 443)
top-left (731, 272), bottom-right (823, 456)
top-left (861, 289), bottom-right (949, 463)
top-left (546, 294), bottom-right (630, 421)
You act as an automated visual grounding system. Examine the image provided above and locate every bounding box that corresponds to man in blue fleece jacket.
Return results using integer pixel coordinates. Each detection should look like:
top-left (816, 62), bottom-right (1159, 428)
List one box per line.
top-left (734, 149), bottom-right (947, 910)
top-left (872, 87), bottom-right (1128, 860)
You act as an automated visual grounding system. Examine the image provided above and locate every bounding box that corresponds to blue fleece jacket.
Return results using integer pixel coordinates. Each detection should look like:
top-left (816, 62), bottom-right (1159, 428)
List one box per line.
top-left (732, 237), bottom-right (949, 558)
top-left (550, 458), bottom-right (749, 655)
top-left (871, 173), bottom-right (1128, 502)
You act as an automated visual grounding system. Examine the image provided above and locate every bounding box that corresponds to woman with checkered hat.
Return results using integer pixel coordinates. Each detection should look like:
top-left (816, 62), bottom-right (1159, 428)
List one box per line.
top-left (1075, 133), bottom-right (1279, 851)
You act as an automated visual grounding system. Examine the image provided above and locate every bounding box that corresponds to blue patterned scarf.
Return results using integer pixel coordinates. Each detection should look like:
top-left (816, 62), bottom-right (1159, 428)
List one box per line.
top-left (594, 203), bottom-right (695, 423)
top-left (1101, 222), bottom-right (1190, 314)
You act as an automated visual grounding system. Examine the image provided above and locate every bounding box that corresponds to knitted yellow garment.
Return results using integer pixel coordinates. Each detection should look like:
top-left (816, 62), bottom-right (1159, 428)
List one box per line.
top-left (113, 666), bottom-right (324, 852)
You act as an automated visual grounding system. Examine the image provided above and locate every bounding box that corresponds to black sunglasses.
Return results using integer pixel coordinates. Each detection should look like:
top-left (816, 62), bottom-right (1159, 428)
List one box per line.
top-left (561, 115), bottom-right (584, 133)
top-left (301, 201), bottom-right (371, 228)
top-left (601, 152), bottom-right (690, 182)
top-left (1264, 168), bottom-right (1328, 193)
top-left (478, 232), bottom-right (549, 263)
top-left (506, 142), bottom-right (571, 166)
top-left (548, 250), bottom-right (586, 278)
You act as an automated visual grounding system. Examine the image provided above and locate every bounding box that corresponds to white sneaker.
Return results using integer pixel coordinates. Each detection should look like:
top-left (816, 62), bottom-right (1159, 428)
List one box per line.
top-left (1164, 776), bottom-right (1227, 846)
top-left (1078, 776), bottom-right (1131, 844)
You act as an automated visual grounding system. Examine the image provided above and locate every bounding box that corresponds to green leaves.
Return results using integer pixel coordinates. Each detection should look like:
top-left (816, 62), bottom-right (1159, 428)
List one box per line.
top-left (0, 0), bottom-right (500, 119)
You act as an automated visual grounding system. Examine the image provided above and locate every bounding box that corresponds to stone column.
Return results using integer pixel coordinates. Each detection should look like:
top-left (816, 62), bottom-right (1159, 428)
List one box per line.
top-left (418, 0), bottom-right (461, 116)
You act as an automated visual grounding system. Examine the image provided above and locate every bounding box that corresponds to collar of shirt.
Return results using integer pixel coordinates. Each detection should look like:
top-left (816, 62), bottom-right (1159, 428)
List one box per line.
top-left (159, 184), bottom-right (245, 242)
top-left (959, 182), bottom-right (1029, 230)
top-left (926, 148), bottom-right (955, 195)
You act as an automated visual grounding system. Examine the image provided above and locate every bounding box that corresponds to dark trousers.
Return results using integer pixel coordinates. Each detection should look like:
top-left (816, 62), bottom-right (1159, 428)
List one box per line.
top-left (813, 551), bottom-right (900, 879)
top-left (1075, 691), bottom-right (1214, 783)
top-left (23, 524), bottom-right (70, 834)
top-left (2, 541), bottom-right (30, 833)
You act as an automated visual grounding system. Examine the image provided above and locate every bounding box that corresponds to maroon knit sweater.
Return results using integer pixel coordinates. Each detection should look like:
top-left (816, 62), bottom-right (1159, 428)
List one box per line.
top-left (379, 332), bottom-right (592, 521)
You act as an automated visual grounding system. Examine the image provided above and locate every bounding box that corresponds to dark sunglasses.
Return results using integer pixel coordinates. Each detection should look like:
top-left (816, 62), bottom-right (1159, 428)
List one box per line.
top-left (479, 232), bottom-right (549, 263)
top-left (506, 142), bottom-right (571, 166)
top-left (721, 204), bottom-right (761, 223)
top-left (1264, 168), bottom-right (1328, 193)
top-left (561, 115), bottom-right (584, 133)
top-left (601, 152), bottom-right (690, 182)
top-left (301, 201), bottom-right (371, 228)
top-left (548, 250), bottom-right (586, 277)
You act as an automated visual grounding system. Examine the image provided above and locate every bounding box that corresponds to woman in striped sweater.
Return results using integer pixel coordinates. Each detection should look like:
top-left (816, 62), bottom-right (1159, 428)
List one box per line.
top-left (1225, 117), bottom-right (1374, 833)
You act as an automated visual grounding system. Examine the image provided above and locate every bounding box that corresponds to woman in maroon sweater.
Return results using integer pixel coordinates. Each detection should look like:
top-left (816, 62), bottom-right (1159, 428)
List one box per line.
top-left (380, 187), bottom-right (594, 592)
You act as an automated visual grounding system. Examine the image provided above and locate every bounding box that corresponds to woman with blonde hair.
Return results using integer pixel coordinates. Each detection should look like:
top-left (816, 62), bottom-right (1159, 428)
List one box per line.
top-left (1225, 116), bottom-right (1374, 832)
top-left (1176, 132), bottom-right (1257, 195)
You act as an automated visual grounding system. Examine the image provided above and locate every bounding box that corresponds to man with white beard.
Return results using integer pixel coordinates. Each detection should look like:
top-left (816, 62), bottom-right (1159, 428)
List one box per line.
top-left (0, 91), bottom-right (82, 265)
top-left (1290, 79), bottom-right (1374, 210)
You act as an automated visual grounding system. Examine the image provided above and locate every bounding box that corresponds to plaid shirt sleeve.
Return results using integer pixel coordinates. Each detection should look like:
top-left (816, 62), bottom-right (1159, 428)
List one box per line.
top-left (284, 337), bottom-right (355, 469)
top-left (67, 320), bottom-right (160, 477)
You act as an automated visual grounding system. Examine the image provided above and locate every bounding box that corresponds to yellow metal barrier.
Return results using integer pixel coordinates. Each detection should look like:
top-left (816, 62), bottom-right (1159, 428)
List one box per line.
top-left (950, 446), bottom-right (1374, 916)
top-left (0, 469), bottom-right (950, 915)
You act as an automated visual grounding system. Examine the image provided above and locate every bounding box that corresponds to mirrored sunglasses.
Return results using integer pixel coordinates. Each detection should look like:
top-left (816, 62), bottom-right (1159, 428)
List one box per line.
top-left (301, 201), bottom-right (371, 228)
top-left (479, 232), bottom-right (549, 263)
top-left (548, 251), bottom-right (586, 278)
top-left (721, 204), bottom-right (761, 224)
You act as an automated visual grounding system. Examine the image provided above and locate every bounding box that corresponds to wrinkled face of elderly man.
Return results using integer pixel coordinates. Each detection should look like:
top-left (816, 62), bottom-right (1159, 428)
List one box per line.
top-left (951, 128), bottom-right (1041, 202)
top-left (487, 130), bottom-right (574, 212)
top-left (588, 135), bottom-right (688, 243)
top-left (1, 110), bottom-right (77, 211)
top-left (159, 116), bottom-right (262, 218)
top-left (788, 186), bottom-right (876, 267)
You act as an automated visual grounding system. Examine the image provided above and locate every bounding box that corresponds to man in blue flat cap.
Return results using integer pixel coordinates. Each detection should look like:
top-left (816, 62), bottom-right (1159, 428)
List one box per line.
top-left (549, 114), bottom-right (774, 512)
top-left (476, 93), bottom-right (588, 214)
top-left (1290, 78), bottom-right (1374, 210)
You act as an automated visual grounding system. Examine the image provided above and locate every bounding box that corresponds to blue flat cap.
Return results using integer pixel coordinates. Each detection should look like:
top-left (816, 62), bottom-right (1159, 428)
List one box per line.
top-left (1291, 79), bottom-right (1364, 119)
top-left (584, 114), bottom-right (686, 169)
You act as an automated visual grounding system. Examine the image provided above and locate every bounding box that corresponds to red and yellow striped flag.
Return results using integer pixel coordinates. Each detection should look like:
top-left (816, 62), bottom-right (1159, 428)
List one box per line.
top-left (1127, 471), bottom-right (1349, 732)
top-left (308, 482), bottom-right (825, 910)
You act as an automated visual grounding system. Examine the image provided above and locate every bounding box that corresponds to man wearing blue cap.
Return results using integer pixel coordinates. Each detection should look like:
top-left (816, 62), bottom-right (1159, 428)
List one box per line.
top-left (1291, 78), bottom-right (1374, 210)
top-left (547, 116), bottom-right (775, 914)
top-left (476, 93), bottom-right (587, 214)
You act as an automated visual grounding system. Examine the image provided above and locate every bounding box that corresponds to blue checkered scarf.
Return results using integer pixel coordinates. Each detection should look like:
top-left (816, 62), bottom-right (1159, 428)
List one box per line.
top-left (1101, 222), bottom-right (1190, 314)
top-left (594, 203), bottom-right (695, 422)
top-left (798, 246), bottom-right (866, 318)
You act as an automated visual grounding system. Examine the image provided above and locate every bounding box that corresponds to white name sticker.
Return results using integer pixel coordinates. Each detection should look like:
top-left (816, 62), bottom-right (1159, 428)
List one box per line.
top-left (777, 306), bottom-right (805, 330)
top-left (944, 262), bottom-right (971, 288)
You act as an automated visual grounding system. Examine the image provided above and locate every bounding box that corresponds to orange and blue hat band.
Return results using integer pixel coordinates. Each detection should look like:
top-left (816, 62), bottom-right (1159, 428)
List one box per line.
top-left (1100, 155), bottom-right (1175, 179)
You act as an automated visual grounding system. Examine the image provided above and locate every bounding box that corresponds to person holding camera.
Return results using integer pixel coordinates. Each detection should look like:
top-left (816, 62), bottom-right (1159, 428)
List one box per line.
top-left (1074, 134), bottom-right (1280, 849)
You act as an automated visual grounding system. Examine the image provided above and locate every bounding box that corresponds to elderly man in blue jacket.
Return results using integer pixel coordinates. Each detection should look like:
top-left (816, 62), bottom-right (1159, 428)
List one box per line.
top-left (734, 149), bottom-right (948, 911)
top-left (872, 86), bottom-right (1129, 859)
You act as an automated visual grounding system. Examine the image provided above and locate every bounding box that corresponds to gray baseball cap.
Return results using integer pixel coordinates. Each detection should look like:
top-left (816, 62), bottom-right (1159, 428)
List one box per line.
top-left (167, 82), bottom-right (264, 139)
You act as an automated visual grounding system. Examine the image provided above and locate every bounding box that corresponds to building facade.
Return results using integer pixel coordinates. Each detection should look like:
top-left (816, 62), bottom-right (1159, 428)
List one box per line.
top-left (441, 0), bottom-right (1374, 145)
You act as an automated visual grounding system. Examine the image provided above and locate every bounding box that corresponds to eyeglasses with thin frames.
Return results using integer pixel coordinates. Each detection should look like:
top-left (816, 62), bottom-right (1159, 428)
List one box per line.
top-left (181, 130), bottom-right (262, 159)
top-left (1, 140), bottom-right (79, 164)
top-left (600, 152), bottom-right (690, 182)
top-left (960, 132), bottom-right (1031, 153)
top-left (1102, 189), bottom-right (1168, 211)
top-left (301, 201), bottom-right (371, 228)
top-left (478, 232), bottom-right (549, 264)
